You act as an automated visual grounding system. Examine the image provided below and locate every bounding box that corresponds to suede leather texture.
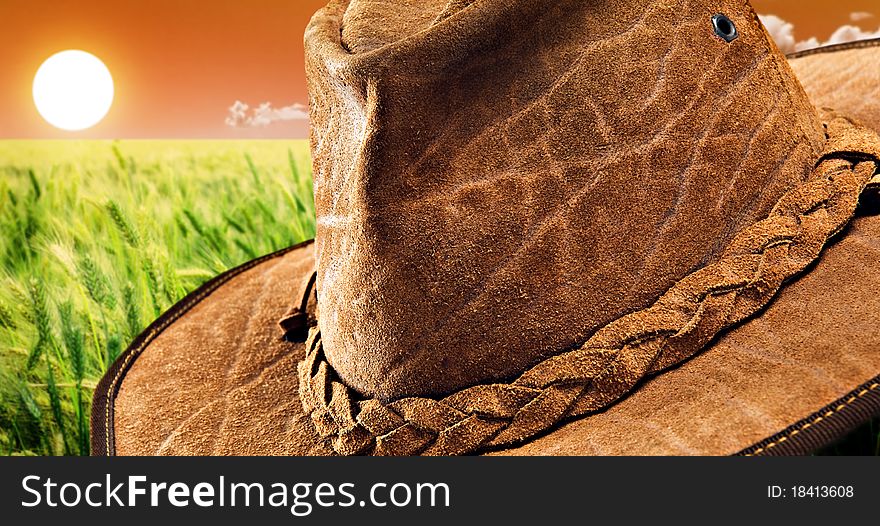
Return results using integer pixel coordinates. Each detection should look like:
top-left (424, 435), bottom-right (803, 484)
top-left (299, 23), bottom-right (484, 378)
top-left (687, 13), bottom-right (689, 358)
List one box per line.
top-left (494, 211), bottom-right (880, 454)
top-left (307, 0), bottom-right (824, 402)
top-left (111, 210), bottom-right (880, 455)
top-left (113, 245), bottom-right (321, 455)
top-left (789, 41), bottom-right (880, 133)
top-left (106, 28), bottom-right (880, 456)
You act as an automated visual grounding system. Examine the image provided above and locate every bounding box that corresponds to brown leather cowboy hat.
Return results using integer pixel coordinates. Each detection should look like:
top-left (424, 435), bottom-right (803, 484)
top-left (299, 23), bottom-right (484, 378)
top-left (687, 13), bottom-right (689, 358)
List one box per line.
top-left (92, 0), bottom-right (880, 456)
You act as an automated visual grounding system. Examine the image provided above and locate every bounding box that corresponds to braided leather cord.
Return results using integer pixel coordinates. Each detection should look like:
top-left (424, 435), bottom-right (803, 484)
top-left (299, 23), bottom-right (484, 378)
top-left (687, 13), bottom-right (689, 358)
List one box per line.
top-left (298, 113), bottom-right (880, 456)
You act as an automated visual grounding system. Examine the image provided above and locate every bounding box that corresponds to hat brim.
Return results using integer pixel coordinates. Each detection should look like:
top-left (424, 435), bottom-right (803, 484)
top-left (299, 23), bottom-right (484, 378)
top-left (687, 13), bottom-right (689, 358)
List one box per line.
top-left (91, 240), bottom-right (324, 455)
top-left (92, 40), bottom-right (880, 456)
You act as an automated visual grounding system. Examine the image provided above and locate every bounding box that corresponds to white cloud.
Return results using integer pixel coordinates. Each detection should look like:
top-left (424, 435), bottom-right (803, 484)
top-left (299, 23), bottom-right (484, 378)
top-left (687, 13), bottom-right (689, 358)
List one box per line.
top-left (759, 13), bottom-right (880, 54)
top-left (850, 12), bottom-right (874, 22)
top-left (759, 14), bottom-right (797, 54)
top-left (814, 24), bottom-right (880, 49)
top-left (225, 100), bottom-right (250, 127)
top-left (225, 101), bottom-right (308, 128)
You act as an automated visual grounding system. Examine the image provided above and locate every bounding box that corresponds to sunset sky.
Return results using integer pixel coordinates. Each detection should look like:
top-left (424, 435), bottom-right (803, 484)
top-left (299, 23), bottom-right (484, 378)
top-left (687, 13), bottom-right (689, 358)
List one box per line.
top-left (0, 0), bottom-right (877, 139)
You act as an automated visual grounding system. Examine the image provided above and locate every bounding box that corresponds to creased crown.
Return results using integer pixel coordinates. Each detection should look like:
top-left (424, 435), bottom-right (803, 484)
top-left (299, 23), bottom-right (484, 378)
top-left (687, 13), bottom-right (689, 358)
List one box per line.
top-left (305, 0), bottom-right (824, 402)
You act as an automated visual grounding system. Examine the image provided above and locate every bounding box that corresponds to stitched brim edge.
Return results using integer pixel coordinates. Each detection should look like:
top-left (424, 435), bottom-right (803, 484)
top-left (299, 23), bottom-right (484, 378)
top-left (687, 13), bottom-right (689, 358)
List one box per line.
top-left (90, 240), bottom-right (313, 456)
top-left (786, 36), bottom-right (880, 60)
top-left (737, 376), bottom-right (880, 456)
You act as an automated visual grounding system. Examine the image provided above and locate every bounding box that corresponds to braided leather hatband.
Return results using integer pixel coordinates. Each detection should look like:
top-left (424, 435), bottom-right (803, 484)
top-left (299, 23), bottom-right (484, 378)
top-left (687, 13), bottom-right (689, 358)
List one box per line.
top-left (297, 112), bottom-right (880, 456)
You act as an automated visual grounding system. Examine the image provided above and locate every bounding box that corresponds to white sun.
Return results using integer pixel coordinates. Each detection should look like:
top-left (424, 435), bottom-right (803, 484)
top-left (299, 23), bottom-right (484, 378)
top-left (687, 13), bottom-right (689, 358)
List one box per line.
top-left (33, 50), bottom-right (114, 131)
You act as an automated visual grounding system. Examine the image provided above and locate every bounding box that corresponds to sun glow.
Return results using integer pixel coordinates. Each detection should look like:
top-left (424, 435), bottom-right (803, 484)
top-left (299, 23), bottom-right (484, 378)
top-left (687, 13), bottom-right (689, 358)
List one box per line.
top-left (33, 50), bottom-right (114, 131)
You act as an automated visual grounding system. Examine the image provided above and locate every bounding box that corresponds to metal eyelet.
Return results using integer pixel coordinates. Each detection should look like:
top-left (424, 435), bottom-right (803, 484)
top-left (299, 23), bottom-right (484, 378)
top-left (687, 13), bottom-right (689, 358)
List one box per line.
top-left (712, 14), bottom-right (738, 43)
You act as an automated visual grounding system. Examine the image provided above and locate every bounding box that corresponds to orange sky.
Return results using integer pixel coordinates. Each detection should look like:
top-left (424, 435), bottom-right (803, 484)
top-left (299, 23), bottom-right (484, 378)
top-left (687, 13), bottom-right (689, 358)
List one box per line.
top-left (0, 0), bottom-right (876, 139)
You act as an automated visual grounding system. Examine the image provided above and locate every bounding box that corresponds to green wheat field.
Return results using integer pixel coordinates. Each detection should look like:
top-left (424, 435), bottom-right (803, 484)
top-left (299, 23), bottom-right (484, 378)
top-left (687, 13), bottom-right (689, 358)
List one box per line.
top-left (0, 140), bottom-right (314, 455)
top-left (0, 140), bottom-right (876, 456)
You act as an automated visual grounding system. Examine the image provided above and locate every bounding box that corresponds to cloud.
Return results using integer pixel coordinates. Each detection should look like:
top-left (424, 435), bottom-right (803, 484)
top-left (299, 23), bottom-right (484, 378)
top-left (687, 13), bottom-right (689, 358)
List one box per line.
top-left (760, 13), bottom-right (880, 54)
top-left (759, 14), bottom-right (796, 54)
top-left (225, 101), bottom-right (308, 128)
top-left (816, 23), bottom-right (880, 47)
top-left (850, 12), bottom-right (874, 22)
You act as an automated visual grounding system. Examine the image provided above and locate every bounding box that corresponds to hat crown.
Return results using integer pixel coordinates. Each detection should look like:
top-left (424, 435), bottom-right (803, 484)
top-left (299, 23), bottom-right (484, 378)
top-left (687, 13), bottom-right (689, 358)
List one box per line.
top-left (305, 0), bottom-right (824, 401)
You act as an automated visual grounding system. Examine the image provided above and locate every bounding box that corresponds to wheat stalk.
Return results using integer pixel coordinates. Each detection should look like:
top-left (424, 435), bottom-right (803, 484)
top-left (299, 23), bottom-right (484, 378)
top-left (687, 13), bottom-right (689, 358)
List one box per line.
top-left (25, 279), bottom-right (55, 370)
top-left (105, 200), bottom-right (141, 248)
